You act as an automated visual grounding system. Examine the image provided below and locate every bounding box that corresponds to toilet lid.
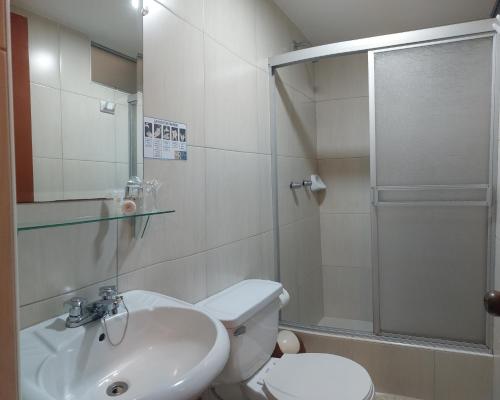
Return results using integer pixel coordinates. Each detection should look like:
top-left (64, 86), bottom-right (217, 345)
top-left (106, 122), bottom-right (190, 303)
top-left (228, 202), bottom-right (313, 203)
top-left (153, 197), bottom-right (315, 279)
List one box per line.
top-left (264, 353), bottom-right (374, 400)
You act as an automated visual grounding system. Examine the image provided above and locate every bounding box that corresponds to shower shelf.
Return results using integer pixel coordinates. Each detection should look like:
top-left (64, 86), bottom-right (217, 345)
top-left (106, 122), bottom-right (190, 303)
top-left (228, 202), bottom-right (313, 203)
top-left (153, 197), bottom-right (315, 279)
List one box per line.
top-left (17, 208), bottom-right (175, 237)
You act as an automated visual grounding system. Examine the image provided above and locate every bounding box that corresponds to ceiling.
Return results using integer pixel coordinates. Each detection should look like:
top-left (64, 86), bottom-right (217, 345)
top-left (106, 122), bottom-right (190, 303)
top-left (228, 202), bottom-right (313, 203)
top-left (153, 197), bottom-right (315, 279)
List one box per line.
top-left (272, 0), bottom-right (496, 45)
top-left (12, 0), bottom-right (142, 58)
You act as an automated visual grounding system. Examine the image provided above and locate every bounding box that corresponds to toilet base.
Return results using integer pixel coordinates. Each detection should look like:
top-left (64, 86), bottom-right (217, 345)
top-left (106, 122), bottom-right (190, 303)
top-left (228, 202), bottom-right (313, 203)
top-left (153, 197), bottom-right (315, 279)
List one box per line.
top-left (202, 358), bottom-right (279, 400)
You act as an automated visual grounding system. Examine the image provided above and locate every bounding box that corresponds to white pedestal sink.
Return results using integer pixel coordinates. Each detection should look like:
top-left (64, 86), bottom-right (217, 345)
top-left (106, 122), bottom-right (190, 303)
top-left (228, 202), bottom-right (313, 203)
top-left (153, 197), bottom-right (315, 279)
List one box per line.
top-left (20, 290), bottom-right (230, 400)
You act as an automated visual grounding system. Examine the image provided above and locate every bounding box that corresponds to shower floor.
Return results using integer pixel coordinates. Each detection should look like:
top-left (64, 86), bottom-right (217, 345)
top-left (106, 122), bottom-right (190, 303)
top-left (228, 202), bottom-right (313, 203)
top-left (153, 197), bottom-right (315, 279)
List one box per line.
top-left (319, 316), bottom-right (373, 332)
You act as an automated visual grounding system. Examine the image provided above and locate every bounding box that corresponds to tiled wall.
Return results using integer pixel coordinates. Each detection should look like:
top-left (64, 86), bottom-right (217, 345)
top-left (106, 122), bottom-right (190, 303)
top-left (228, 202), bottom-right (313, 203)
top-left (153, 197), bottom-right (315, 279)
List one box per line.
top-left (18, 10), bottom-right (131, 201)
top-left (296, 329), bottom-right (493, 400)
top-left (17, 0), bottom-right (308, 328)
top-left (275, 58), bottom-right (324, 325)
top-left (314, 53), bottom-right (372, 328)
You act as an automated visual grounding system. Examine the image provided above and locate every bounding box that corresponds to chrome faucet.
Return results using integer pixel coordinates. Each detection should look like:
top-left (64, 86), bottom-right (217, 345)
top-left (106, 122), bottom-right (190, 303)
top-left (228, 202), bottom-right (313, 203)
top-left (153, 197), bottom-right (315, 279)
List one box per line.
top-left (64, 286), bottom-right (122, 328)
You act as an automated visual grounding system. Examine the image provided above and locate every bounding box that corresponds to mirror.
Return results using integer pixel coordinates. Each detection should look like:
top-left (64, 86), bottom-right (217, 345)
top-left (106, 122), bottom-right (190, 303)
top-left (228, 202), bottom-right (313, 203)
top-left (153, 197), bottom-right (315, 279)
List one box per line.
top-left (10, 0), bottom-right (143, 203)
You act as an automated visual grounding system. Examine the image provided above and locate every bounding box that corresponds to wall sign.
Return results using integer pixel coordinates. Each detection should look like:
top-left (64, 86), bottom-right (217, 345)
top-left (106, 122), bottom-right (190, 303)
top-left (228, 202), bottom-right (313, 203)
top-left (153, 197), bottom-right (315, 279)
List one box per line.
top-left (144, 117), bottom-right (187, 160)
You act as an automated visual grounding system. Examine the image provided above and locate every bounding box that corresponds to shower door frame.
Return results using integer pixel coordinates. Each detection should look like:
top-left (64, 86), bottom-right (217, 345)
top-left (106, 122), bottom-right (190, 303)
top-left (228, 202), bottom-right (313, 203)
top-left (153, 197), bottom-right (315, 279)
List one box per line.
top-left (268, 19), bottom-right (499, 351)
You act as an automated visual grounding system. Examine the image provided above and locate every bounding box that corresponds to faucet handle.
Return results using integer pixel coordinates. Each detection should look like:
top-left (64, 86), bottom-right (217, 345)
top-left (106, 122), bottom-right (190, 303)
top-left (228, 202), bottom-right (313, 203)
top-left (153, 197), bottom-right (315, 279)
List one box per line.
top-left (64, 297), bottom-right (87, 318)
top-left (99, 285), bottom-right (118, 300)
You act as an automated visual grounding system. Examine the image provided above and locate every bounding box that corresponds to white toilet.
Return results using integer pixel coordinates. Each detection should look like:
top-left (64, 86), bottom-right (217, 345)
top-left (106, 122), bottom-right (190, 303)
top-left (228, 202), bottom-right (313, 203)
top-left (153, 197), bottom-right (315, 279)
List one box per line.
top-left (197, 279), bottom-right (375, 400)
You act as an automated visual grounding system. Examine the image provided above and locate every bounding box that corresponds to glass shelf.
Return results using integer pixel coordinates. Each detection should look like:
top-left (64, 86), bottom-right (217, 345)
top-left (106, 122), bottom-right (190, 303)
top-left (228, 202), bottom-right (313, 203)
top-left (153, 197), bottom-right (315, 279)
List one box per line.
top-left (17, 209), bottom-right (175, 234)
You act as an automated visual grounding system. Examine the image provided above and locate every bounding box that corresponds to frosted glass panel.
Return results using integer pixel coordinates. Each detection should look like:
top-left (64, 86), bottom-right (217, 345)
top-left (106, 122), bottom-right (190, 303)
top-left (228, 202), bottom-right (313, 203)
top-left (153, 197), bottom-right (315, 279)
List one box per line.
top-left (374, 37), bottom-right (492, 186)
top-left (377, 206), bottom-right (487, 343)
top-left (372, 36), bottom-right (493, 345)
top-left (377, 187), bottom-right (488, 203)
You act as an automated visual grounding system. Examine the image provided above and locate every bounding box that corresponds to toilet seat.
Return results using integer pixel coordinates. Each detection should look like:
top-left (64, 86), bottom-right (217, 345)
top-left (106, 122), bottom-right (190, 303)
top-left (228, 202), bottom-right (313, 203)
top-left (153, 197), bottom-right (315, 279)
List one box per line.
top-left (263, 353), bottom-right (375, 400)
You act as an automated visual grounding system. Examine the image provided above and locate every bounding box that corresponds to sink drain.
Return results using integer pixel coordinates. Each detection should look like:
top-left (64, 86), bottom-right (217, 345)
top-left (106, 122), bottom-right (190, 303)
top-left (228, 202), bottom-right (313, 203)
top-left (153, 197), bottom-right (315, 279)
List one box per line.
top-left (106, 381), bottom-right (129, 397)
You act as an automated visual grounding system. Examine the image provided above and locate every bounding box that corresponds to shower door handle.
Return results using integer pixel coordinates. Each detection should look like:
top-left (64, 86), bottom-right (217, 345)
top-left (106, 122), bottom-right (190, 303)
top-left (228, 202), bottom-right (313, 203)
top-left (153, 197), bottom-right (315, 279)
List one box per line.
top-left (484, 290), bottom-right (500, 317)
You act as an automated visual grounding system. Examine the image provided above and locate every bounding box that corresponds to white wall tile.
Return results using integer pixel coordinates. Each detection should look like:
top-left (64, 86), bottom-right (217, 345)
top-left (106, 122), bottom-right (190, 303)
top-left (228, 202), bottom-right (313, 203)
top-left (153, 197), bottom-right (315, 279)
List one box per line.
top-left (19, 0), bottom-right (298, 324)
top-left (206, 149), bottom-right (272, 248)
top-left (255, 0), bottom-right (293, 70)
top-left (206, 232), bottom-right (274, 295)
top-left (349, 340), bottom-right (435, 400)
top-left (279, 216), bottom-right (322, 324)
top-left (143, 3), bottom-right (205, 146)
top-left (142, 252), bottom-right (207, 303)
top-left (276, 77), bottom-right (316, 158)
top-left (316, 97), bottom-right (369, 158)
top-left (315, 53), bottom-right (368, 101)
top-left (155, 0), bottom-right (204, 30)
top-left (257, 69), bottom-right (272, 154)
top-left (19, 277), bottom-right (116, 329)
top-left (295, 331), bottom-right (354, 359)
top-left (61, 91), bottom-right (116, 162)
top-left (33, 157), bottom-right (63, 202)
top-left (298, 268), bottom-right (324, 325)
top-left (63, 160), bottom-right (116, 199)
top-left (115, 163), bottom-right (129, 189)
top-left (115, 103), bottom-right (130, 164)
top-left (28, 14), bottom-right (60, 88)
top-left (59, 27), bottom-right (114, 99)
top-left (204, 0), bottom-right (256, 64)
top-left (321, 212), bottom-right (371, 268)
top-left (30, 83), bottom-right (62, 159)
top-left (434, 351), bottom-right (493, 400)
top-left (296, 216), bottom-right (322, 285)
top-left (204, 37), bottom-right (259, 153)
top-left (258, 10), bottom-right (314, 100)
top-left (279, 221), bottom-right (300, 322)
top-left (118, 147), bottom-right (206, 272)
top-left (318, 157), bottom-right (370, 213)
top-left (322, 265), bottom-right (372, 321)
top-left (17, 220), bottom-right (117, 305)
top-left (117, 268), bottom-right (145, 293)
top-left (278, 61), bottom-right (315, 101)
top-left (277, 156), bottom-right (319, 226)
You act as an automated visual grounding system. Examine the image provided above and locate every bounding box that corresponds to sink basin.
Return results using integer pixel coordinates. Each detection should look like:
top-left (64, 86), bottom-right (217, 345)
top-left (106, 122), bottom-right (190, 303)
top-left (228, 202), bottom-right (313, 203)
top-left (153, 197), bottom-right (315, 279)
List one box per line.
top-left (20, 290), bottom-right (230, 400)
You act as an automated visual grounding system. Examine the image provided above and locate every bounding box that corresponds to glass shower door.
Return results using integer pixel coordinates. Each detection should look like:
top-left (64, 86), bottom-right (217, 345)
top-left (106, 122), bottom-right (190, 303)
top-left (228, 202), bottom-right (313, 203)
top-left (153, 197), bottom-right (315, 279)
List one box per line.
top-left (369, 35), bottom-right (495, 344)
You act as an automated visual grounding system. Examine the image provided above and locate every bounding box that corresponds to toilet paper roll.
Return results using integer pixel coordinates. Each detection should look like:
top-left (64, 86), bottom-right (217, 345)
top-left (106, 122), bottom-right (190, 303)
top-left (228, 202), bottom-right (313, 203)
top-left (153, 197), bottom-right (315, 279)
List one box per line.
top-left (279, 288), bottom-right (290, 309)
top-left (277, 330), bottom-right (301, 354)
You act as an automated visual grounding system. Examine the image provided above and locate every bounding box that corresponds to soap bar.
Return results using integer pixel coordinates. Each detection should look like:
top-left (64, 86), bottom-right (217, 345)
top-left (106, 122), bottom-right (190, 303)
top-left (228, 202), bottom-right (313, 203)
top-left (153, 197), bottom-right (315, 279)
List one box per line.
top-left (122, 199), bottom-right (137, 215)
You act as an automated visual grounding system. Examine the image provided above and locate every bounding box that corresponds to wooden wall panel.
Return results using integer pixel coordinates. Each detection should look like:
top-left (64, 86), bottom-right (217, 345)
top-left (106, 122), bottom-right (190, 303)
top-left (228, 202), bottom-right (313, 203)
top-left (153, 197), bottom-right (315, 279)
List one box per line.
top-left (0, 0), bottom-right (19, 399)
top-left (10, 12), bottom-right (32, 203)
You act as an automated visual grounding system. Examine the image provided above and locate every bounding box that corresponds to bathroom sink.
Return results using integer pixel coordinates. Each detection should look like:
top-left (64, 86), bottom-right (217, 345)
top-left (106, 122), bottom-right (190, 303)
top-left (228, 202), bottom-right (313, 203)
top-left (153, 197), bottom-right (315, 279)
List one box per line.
top-left (20, 290), bottom-right (230, 400)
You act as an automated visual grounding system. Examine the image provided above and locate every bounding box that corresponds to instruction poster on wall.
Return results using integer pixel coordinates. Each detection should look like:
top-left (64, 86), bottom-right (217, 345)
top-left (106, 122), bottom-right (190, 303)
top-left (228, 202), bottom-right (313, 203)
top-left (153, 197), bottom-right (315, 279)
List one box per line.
top-left (143, 117), bottom-right (187, 160)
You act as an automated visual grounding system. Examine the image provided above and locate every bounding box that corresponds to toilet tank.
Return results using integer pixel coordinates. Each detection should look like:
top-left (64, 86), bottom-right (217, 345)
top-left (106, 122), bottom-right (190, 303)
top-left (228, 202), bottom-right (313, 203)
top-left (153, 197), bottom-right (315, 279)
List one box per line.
top-left (196, 280), bottom-right (283, 384)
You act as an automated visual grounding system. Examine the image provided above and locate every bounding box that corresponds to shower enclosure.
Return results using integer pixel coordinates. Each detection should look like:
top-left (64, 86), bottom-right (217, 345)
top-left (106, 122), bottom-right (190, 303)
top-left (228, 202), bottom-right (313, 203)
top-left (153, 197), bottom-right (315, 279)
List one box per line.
top-left (269, 20), bottom-right (499, 350)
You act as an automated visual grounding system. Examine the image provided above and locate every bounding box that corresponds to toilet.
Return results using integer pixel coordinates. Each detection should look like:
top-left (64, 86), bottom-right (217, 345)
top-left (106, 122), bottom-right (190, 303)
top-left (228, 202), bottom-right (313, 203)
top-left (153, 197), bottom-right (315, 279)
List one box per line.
top-left (197, 279), bottom-right (375, 400)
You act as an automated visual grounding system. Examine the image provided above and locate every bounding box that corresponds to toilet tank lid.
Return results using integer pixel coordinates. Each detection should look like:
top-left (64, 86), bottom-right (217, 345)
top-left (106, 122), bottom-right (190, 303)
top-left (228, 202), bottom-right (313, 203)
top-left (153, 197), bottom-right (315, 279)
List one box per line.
top-left (196, 280), bottom-right (283, 328)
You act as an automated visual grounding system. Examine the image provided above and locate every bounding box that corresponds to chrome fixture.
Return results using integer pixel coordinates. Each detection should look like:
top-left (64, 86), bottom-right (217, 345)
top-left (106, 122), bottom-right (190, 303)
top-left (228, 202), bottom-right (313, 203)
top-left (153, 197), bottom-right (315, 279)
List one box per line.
top-left (64, 286), bottom-right (122, 328)
top-left (289, 181), bottom-right (302, 189)
top-left (302, 179), bottom-right (312, 187)
top-left (106, 381), bottom-right (129, 397)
